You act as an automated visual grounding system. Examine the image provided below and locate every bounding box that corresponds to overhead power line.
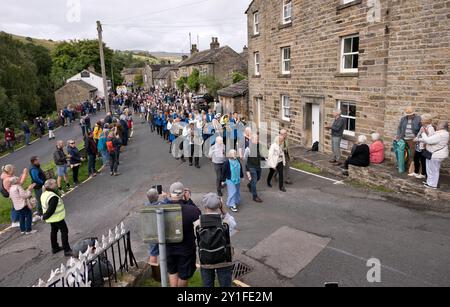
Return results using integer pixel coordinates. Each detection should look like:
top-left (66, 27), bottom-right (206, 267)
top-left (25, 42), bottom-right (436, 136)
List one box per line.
top-left (105, 0), bottom-right (212, 24)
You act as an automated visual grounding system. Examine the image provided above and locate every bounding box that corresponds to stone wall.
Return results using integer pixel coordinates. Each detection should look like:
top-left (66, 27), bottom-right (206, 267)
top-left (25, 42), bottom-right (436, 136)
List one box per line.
top-left (349, 164), bottom-right (450, 206)
top-left (246, 0), bottom-right (450, 171)
top-left (219, 95), bottom-right (249, 119)
top-left (55, 84), bottom-right (95, 112)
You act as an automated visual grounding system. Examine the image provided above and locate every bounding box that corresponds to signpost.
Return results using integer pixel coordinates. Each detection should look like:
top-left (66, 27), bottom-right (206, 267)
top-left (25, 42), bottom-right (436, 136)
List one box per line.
top-left (140, 204), bottom-right (183, 287)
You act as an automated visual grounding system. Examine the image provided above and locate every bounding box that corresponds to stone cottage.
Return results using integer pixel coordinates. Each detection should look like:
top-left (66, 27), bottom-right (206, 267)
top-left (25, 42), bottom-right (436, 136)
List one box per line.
top-left (245, 0), bottom-right (450, 170)
top-left (66, 69), bottom-right (111, 98)
top-left (143, 63), bottom-right (174, 90)
top-left (177, 37), bottom-right (248, 89)
top-left (55, 80), bottom-right (97, 111)
top-left (121, 68), bottom-right (144, 86)
top-left (218, 80), bottom-right (249, 118)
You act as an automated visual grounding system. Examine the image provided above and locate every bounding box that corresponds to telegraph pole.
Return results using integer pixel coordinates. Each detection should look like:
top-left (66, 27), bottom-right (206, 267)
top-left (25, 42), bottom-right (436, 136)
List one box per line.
top-left (97, 21), bottom-right (110, 113)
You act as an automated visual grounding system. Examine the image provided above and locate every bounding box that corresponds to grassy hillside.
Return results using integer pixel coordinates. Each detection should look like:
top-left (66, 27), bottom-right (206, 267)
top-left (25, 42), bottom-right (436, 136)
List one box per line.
top-left (3, 32), bottom-right (59, 51)
top-left (4, 32), bottom-right (181, 65)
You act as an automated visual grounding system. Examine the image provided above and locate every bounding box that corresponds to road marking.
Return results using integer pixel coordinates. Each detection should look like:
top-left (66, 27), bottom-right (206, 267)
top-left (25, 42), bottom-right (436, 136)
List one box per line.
top-left (0, 226), bottom-right (12, 236)
top-left (0, 131), bottom-right (56, 159)
top-left (290, 167), bottom-right (339, 183)
top-left (61, 166), bottom-right (105, 198)
top-left (233, 280), bottom-right (251, 287)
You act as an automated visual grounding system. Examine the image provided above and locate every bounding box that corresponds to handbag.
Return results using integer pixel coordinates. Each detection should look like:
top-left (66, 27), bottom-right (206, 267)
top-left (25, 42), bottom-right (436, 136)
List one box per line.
top-left (423, 146), bottom-right (446, 160)
top-left (422, 149), bottom-right (433, 160)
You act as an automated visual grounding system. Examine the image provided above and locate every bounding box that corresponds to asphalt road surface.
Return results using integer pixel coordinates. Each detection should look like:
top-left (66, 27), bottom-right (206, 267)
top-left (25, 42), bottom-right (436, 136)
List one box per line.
top-left (0, 112), bottom-right (105, 173)
top-left (1, 119), bottom-right (449, 287)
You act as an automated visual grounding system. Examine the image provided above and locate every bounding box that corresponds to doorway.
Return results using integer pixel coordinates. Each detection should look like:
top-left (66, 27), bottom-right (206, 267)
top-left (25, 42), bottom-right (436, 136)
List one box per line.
top-left (304, 97), bottom-right (323, 149)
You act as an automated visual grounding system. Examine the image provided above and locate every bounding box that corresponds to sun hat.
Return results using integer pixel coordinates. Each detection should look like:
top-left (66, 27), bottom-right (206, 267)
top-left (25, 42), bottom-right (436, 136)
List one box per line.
top-left (405, 106), bottom-right (415, 116)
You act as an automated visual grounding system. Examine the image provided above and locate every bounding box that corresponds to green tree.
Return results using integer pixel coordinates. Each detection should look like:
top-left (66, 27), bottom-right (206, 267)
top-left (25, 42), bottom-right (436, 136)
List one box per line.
top-left (199, 75), bottom-right (223, 97)
top-left (232, 71), bottom-right (247, 84)
top-left (187, 69), bottom-right (200, 93)
top-left (0, 87), bottom-right (20, 130)
top-left (134, 74), bottom-right (144, 87)
top-left (0, 33), bottom-right (41, 118)
top-left (51, 40), bottom-right (116, 89)
top-left (176, 76), bottom-right (188, 92)
top-left (26, 43), bottom-right (55, 114)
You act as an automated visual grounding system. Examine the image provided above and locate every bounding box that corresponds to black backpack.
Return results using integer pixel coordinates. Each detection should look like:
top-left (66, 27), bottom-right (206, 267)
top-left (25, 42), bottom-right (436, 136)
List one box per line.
top-left (311, 141), bottom-right (319, 152)
top-left (1, 178), bottom-right (9, 198)
top-left (195, 214), bottom-right (232, 265)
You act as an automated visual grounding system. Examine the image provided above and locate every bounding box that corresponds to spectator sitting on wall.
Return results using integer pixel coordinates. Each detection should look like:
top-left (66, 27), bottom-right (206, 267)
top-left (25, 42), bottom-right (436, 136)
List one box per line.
top-left (369, 133), bottom-right (384, 164)
top-left (342, 135), bottom-right (371, 176)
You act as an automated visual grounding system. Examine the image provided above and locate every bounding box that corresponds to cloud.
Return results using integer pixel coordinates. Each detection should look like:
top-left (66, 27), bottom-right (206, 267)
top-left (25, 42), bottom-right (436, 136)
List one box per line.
top-left (0, 0), bottom-right (249, 52)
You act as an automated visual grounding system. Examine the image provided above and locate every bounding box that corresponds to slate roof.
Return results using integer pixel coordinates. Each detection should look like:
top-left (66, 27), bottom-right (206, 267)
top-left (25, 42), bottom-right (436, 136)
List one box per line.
top-left (217, 80), bottom-right (248, 98)
top-left (155, 67), bottom-right (172, 79)
top-left (178, 46), bottom-right (238, 67)
top-left (81, 69), bottom-right (103, 79)
top-left (56, 80), bottom-right (97, 93)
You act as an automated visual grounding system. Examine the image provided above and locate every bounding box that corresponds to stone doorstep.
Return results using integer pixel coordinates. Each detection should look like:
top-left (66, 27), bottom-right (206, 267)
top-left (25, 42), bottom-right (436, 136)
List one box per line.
top-left (348, 165), bottom-right (450, 206)
top-left (290, 146), bottom-right (450, 207)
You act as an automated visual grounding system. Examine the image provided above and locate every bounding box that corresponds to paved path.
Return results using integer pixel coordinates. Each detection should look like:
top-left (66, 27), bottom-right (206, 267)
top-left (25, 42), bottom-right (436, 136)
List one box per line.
top-left (1, 120), bottom-right (450, 287)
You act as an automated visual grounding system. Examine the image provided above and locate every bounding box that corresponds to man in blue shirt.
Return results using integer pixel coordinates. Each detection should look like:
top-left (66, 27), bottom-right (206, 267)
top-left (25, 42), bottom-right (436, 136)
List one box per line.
top-left (21, 120), bottom-right (31, 146)
top-left (29, 156), bottom-right (46, 218)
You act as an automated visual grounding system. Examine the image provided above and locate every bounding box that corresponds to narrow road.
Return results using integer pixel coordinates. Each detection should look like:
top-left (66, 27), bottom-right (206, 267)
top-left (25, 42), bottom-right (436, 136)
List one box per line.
top-left (0, 112), bottom-right (105, 172)
top-left (1, 120), bottom-right (449, 287)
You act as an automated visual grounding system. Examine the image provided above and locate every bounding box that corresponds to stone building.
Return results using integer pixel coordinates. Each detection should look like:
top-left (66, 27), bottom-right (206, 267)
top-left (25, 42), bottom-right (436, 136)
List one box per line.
top-left (177, 37), bottom-right (248, 89)
top-left (154, 66), bottom-right (172, 89)
top-left (55, 80), bottom-right (97, 111)
top-left (121, 68), bottom-right (144, 86)
top-left (218, 80), bottom-right (249, 118)
top-left (66, 69), bottom-right (111, 98)
top-left (143, 64), bottom-right (174, 89)
top-left (246, 0), bottom-right (450, 170)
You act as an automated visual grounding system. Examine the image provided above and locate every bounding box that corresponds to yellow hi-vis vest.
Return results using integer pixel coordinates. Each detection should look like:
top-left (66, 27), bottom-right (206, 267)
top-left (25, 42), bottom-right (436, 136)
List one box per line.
top-left (41, 191), bottom-right (66, 224)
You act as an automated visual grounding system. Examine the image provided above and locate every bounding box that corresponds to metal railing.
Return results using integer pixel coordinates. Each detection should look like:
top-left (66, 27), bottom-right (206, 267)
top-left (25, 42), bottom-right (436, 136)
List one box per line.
top-left (34, 222), bottom-right (138, 287)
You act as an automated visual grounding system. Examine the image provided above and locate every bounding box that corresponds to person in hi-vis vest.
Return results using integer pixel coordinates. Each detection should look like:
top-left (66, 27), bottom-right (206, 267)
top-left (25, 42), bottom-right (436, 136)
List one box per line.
top-left (41, 179), bottom-right (73, 257)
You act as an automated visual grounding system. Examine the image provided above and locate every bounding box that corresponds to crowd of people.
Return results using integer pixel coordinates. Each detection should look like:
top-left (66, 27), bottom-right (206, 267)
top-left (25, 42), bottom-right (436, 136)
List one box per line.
top-left (0, 94), bottom-right (134, 258)
top-left (1, 84), bottom-right (449, 288)
top-left (129, 88), bottom-right (295, 213)
top-left (327, 106), bottom-right (449, 190)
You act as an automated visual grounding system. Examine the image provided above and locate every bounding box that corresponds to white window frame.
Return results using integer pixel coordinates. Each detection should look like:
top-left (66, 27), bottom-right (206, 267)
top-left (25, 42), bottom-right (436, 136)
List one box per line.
top-left (254, 52), bottom-right (260, 76)
top-left (281, 47), bottom-right (291, 75)
top-left (337, 100), bottom-right (356, 137)
top-left (283, 0), bottom-right (292, 24)
top-left (340, 34), bottom-right (359, 73)
top-left (281, 95), bottom-right (291, 121)
top-left (253, 12), bottom-right (260, 35)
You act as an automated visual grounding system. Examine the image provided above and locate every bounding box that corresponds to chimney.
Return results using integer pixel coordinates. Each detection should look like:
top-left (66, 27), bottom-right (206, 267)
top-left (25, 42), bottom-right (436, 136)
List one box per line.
top-left (87, 65), bottom-right (96, 73)
top-left (242, 45), bottom-right (249, 58)
top-left (182, 55), bottom-right (189, 61)
top-left (210, 37), bottom-right (220, 50)
top-left (191, 44), bottom-right (199, 55)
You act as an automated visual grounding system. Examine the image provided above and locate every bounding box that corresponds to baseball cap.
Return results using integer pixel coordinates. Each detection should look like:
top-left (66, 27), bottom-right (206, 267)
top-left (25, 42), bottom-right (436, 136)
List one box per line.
top-left (202, 193), bottom-right (221, 210)
top-left (170, 182), bottom-right (184, 197)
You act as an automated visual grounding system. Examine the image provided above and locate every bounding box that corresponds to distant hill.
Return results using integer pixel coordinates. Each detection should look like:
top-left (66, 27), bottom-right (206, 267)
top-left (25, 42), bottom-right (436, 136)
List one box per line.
top-left (150, 51), bottom-right (189, 58)
top-left (2, 32), bottom-right (59, 50)
top-left (149, 51), bottom-right (189, 63)
top-left (2, 32), bottom-right (187, 63)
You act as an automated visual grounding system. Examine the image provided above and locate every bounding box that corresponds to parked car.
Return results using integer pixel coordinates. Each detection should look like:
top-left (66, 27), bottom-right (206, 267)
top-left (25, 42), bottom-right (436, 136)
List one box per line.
top-left (193, 94), bottom-right (214, 112)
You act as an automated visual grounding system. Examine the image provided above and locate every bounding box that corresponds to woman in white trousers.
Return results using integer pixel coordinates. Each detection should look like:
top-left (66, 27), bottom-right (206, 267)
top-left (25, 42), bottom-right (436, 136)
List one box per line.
top-left (420, 121), bottom-right (449, 189)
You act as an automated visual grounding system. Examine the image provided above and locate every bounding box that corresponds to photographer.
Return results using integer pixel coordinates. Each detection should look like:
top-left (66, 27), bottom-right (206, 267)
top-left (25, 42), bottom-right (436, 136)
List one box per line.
top-left (164, 182), bottom-right (201, 287)
top-left (194, 193), bottom-right (236, 287)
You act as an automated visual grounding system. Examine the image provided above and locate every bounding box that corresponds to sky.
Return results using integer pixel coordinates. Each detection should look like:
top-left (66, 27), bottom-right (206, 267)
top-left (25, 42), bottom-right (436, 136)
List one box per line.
top-left (0, 0), bottom-right (250, 53)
